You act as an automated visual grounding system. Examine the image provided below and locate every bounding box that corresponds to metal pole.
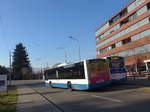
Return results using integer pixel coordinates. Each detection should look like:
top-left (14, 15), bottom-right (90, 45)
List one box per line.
top-left (78, 43), bottom-right (81, 61)
top-left (64, 48), bottom-right (67, 63)
top-left (46, 62), bottom-right (49, 68)
top-left (57, 47), bottom-right (67, 63)
top-left (9, 51), bottom-right (11, 85)
top-left (68, 36), bottom-right (81, 61)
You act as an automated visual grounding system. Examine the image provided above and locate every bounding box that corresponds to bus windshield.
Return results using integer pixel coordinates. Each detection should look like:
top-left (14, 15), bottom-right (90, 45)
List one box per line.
top-left (87, 59), bottom-right (109, 77)
top-left (107, 56), bottom-right (124, 69)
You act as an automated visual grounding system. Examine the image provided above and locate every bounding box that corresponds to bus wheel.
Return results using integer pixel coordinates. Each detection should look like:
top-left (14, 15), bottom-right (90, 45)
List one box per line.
top-left (49, 81), bottom-right (53, 88)
top-left (67, 82), bottom-right (73, 91)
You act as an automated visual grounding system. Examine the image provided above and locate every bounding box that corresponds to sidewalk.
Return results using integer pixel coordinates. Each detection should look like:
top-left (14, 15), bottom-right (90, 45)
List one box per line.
top-left (127, 78), bottom-right (150, 87)
top-left (16, 86), bottom-right (61, 112)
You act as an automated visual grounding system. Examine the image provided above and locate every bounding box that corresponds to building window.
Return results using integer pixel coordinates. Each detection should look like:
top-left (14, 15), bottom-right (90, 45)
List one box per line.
top-left (120, 17), bottom-right (129, 26)
top-left (116, 41), bottom-right (122, 47)
top-left (110, 30), bottom-right (114, 34)
top-left (122, 37), bottom-right (131, 45)
top-left (111, 44), bottom-right (116, 49)
top-left (96, 38), bottom-right (99, 42)
top-left (129, 12), bottom-right (137, 20)
top-left (99, 47), bottom-right (109, 54)
top-left (127, 0), bottom-right (146, 13)
top-left (109, 8), bottom-right (128, 26)
top-left (119, 8), bottom-right (128, 17)
top-left (109, 15), bottom-right (120, 25)
top-left (120, 11), bottom-right (138, 26)
top-left (147, 2), bottom-right (150, 10)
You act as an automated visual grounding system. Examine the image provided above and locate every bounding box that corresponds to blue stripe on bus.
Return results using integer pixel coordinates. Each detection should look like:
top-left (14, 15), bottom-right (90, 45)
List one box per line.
top-left (72, 84), bottom-right (89, 90)
top-left (45, 82), bottom-right (50, 87)
top-left (45, 81), bottom-right (111, 90)
top-left (111, 78), bottom-right (127, 83)
top-left (52, 83), bottom-right (68, 88)
top-left (110, 68), bottom-right (125, 74)
top-left (45, 82), bottom-right (88, 90)
top-left (45, 82), bottom-right (68, 88)
top-left (89, 81), bottom-right (111, 89)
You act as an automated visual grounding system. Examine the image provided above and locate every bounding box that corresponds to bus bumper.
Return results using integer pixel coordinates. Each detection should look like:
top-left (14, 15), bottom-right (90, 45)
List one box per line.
top-left (111, 78), bottom-right (127, 83)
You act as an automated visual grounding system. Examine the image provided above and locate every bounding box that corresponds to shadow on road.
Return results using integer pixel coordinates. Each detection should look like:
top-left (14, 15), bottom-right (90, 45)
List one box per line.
top-left (16, 93), bottom-right (150, 112)
top-left (15, 90), bottom-right (64, 96)
top-left (55, 97), bottom-right (150, 112)
top-left (11, 79), bottom-right (150, 93)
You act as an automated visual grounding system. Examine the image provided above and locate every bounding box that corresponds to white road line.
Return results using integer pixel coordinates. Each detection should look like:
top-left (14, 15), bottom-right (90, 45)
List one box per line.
top-left (91, 95), bottom-right (122, 103)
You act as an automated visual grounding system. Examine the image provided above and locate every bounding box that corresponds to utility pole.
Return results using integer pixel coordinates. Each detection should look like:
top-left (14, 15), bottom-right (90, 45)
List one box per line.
top-left (56, 47), bottom-right (67, 63)
top-left (68, 36), bottom-right (81, 61)
top-left (46, 62), bottom-right (49, 68)
top-left (9, 51), bottom-right (12, 85)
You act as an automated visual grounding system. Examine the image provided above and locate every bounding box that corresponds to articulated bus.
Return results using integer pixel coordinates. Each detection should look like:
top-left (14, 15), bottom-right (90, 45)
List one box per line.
top-left (44, 59), bottom-right (110, 90)
top-left (44, 57), bottom-right (126, 90)
top-left (107, 56), bottom-right (126, 83)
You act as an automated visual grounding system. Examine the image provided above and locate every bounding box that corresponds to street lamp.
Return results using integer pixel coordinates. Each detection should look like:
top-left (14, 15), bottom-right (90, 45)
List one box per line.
top-left (9, 51), bottom-right (12, 85)
top-left (68, 36), bottom-right (81, 61)
top-left (56, 47), bottom-right (67, 63)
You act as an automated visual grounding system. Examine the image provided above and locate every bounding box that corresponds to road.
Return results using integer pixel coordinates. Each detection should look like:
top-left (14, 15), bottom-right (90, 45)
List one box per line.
top-left (12, 80), bottom-right (150, 112)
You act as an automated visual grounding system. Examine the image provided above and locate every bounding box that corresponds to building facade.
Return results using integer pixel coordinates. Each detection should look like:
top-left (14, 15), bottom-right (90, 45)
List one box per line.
top-left (95, 0), bottom-right (150, 71)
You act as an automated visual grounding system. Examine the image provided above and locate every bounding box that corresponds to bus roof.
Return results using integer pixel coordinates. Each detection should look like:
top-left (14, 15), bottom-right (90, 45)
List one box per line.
top-left (43, 58), bottom-right (106, 71)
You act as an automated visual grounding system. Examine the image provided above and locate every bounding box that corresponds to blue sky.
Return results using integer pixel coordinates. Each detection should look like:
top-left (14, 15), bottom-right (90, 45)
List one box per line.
top-left (0, 0), bottom-right (131, 68)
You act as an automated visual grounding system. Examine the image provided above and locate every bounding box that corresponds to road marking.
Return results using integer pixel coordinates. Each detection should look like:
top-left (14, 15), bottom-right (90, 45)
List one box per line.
top-left (91, 95), bottom-right (122, 103)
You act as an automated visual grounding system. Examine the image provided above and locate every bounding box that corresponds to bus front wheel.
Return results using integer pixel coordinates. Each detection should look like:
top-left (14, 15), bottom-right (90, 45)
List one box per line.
top-left (67, 82), bottom-right (73, 91)
top-left (49, 81), bottom-right (53, 88)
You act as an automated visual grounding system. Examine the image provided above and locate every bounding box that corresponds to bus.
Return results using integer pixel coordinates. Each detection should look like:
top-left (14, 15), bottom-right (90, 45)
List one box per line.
top-left (144, 60), bottom-right (150, 79)
top-left (107, 56), bottom-right (126, 83)
top-left (144, 60), bottom-right (150, 72)
top-left (44, 59), bottom-right (111, 90)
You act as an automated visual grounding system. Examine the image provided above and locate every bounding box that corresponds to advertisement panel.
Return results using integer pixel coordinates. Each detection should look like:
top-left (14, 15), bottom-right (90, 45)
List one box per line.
top-left (87, 59), bottom-right (110, 84)
top-left (0, 75), bottom-right (7, 92)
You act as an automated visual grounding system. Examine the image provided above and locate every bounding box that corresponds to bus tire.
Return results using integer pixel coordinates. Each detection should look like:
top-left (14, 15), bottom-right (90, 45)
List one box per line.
top-left (67, 82), bottom-right (73, 91)
top-left (49, 81), bottom-right (53, 88)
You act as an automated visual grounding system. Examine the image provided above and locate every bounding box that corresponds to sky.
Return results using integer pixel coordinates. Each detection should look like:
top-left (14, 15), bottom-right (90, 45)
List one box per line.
top-left (0, 0), bottom-right (131, 68)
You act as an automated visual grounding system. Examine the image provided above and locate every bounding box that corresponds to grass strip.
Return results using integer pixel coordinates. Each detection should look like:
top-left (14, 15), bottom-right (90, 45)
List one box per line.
top-left (0, 86), bottom-right (17, 112)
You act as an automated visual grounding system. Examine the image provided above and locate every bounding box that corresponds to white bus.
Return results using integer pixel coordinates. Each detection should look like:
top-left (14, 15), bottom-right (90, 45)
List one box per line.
top-left (44, 59), bottom-right (111, 90)
top-left (144, 60), bottom-right (150, 72)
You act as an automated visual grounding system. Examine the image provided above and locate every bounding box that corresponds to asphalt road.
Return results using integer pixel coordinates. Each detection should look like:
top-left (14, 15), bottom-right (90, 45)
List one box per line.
top-left (12, 80), bottom-right (150, 112)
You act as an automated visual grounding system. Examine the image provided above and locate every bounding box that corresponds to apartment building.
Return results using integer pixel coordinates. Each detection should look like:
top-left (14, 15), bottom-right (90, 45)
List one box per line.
top-left (95, 0), bottom-right (150, 71)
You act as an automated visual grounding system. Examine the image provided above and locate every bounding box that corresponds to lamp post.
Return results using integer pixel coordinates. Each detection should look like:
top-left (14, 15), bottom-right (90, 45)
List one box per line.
top-left (68, 36), bottom-right (81, 61)
top-left (9, 51), bottom-right (12, 85)
top-left (57, 47), bottom-right (67, 63)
